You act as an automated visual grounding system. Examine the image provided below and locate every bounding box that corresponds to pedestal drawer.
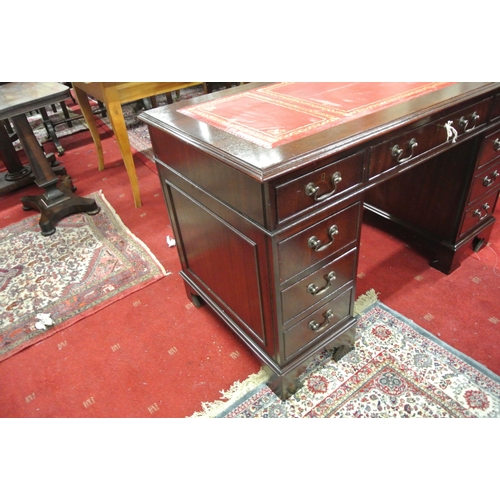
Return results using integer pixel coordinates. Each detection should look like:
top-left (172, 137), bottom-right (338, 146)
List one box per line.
top-left (278, 202), bottom-right (361, 283)
top-left (284, 287), bottom-right (352, 361)
top-left (275, 151), bottom-right (364, 223)
top-left (477, 127), bottom-right (500, 168)
top-left (459, 190), bottom-right (499, 238)
top-left (281, 248), bottom-right (357, 325)
top-left (468, 162), bottom-right (500, 205)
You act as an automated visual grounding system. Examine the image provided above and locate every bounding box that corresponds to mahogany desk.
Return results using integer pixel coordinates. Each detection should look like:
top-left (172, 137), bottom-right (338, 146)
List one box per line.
top-left (140, 82), bottom-right (500, 399)
top-left (72, 82), bottom-right (203, 208)
top-left (0, 82), bottom-right (99, 235)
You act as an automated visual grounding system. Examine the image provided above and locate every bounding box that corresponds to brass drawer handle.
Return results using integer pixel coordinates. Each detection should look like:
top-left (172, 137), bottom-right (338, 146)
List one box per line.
top-left (307, 271), bottom-right (337, 296)
top-left (305, 171), bottom-right (342, 202)
top-left (308, 225), bottom-right (339, 252)
top-left (459, 111), bottom-right (480, 132)
top-left (391, 138), bottom-right (418, 164)
top-left (482, 170), bottom-right (499, 187)
top-left (474, 203), bottom-right (490, 221)
top-left (494, 138), bottom-right (500, 151)
top-left (308, 309), bottom-right (335, 333)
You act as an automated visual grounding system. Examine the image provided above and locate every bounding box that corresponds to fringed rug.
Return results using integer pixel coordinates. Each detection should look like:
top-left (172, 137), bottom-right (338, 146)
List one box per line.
top-left (0, 191), bottom-right (167, 362)
top-left (193, 298), bottom-right (500, 418)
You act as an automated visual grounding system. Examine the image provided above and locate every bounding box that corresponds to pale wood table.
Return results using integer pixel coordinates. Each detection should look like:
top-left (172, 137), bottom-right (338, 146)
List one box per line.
top-left (72, 82), bottom-right (203, 207)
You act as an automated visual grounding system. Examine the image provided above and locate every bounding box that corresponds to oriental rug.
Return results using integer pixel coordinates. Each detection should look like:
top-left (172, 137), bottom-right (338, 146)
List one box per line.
top-left (193, 300), bottom-right (500, 418)
top-left (0, 191), bottom-right (167, 362)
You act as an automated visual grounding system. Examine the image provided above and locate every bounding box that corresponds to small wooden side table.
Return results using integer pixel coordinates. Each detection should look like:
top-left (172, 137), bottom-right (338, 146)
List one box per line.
top-left (72, 82), bottom-right (203, 208)
top-left (0, 82), bottom-right (99, 235)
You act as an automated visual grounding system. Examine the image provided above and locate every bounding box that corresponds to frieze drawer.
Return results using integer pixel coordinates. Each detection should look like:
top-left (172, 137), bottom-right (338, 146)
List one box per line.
top-left (278, 202), bottom-right (361, 283)
top-left (275, 151), bottom-right (364, 223)
top-left (459, 190), bottom-right (499, 238)
top-left (283, 287), bottom-right (353, 361)
top-left (476, 127), bottom-right (500, 168)
top-left (281, 248), bottom-right (357, 326)
top-left (370, 98), bottom-right (492, 179)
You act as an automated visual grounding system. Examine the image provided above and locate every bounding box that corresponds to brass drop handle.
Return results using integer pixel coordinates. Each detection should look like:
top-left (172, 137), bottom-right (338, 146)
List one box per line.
top-left (308, 225), bottom-right (339, 252)
top-left (459, 112), bottom-right (480, 132)
top-left (474, 203), bottom-right (490, 221)
top-left (494, 138), bottom-right (500, 151)
top-left (391, 138), bottom-right (418, 164)
top-left (483, 170), bottom-right (499, 187)
top-left (305, 171), bottom-right (342, 202)
top-left (308, 309), bottom-right (335, 333)
top-left (306, 271), bottom-right (337, 296)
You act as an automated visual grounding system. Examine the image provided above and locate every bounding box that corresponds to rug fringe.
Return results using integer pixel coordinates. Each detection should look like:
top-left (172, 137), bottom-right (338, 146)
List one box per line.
top-left (191, 290), bottom-right (380, 417)
top-left (190, 367), bottom-right (270, 418)
top-left (354, 288), bottom-right (379, 316)
top-left (95, 191), bottom-right (169, 277)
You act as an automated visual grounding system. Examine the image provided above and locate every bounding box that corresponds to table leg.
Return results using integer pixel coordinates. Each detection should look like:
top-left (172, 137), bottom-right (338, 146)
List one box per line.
top-left (104, 87), bottom-right (141, 208)
top-left (0, 120), bottom-right (31, 179)
top-left (0, 120), bottom-right (69, 196)
top-left (72, 86), bottom-right (106, 171)
top-left (11, 113), bottom-right (100, 236)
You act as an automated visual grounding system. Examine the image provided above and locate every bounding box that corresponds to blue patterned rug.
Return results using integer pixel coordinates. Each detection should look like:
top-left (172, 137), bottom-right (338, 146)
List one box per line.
top-left (193, 301), bottom-right (500, 418)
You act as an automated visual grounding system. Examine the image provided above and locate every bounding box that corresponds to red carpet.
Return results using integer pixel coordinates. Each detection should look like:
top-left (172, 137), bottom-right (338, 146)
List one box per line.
top-left (0, 95), bottom-right (498, 417)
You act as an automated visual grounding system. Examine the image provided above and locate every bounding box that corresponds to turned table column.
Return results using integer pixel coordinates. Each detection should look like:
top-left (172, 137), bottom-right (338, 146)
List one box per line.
top-left (0, 82), bottom-right (100, 235)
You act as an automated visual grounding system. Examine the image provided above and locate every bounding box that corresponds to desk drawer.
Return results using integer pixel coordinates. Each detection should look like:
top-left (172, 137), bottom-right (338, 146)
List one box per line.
top-left (281, 248), bottom-right (356, 325)
top-left (275, 151), bottom-right (364, 223)
top-left (284, 287), bottom-right (352, 361)
top-left (459, 190), bottom-right (499, 238)
top-left (491, 94), bottom-right (500, 121)
top-left (369, 99), bottom-right (491, 179)
top-left (477, 127), bottom-right (500, 168)
top-left (278, 202), bottom-right (361, 283)
top-left (468, 162), bottom-right (500, 205)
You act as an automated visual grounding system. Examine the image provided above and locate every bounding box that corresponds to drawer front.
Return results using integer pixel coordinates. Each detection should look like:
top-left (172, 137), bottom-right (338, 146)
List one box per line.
top-left (275, 151), bottom-right (364, 223)
top-left (278, 202), bottom-right (361, 283)
top-left (477, 127), bottom-right (500, 168)
top-left (281, 248), bottom-right (357, 325)
top-left (459, 190), bottom-right (499, 238)
top-left (284, 287), bottom-right (352, 361)
top-left (491, 93), bottom-right (500, 121)
top-left (468, 162), bottom-right (500, 205)
top-left (370, 99), bottom-right (491, 179)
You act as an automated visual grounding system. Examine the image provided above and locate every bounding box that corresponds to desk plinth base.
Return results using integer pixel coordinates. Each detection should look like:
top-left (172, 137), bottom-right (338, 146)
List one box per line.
top-left (264, 322), bottom-right (356, 400)
top-left (183, 275), bottom-right (356, 401)
top-left (21, 177), bottom-right (100, 236)
top-left (364, 204), bottom-right (496, 275)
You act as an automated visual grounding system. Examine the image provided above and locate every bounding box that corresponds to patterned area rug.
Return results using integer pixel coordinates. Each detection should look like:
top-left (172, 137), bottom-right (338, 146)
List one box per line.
top-left (0, 191), bottom-right (167, 362)
top-left (193, 301), bottom-right (500, 418)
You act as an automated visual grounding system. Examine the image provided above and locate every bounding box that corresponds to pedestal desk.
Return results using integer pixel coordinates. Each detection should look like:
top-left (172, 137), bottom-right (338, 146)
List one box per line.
top-left (140, 82), bottom-right (500, 399)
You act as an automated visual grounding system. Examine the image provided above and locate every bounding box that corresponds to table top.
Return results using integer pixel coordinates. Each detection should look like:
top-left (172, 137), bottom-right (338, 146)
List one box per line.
top-left (0, 82), bottom-right (70, 120)
top-left (140, 82), bottom-right (500, 181)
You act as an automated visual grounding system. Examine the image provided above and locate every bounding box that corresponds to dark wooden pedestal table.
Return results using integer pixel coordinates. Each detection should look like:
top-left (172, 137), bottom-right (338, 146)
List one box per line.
top-left (0, 82), bottom-right (100, 235)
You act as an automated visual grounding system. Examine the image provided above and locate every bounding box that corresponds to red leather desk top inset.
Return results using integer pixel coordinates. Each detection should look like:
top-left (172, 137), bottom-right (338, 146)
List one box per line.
top-left (178, 82), bottom-right (453, 148)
